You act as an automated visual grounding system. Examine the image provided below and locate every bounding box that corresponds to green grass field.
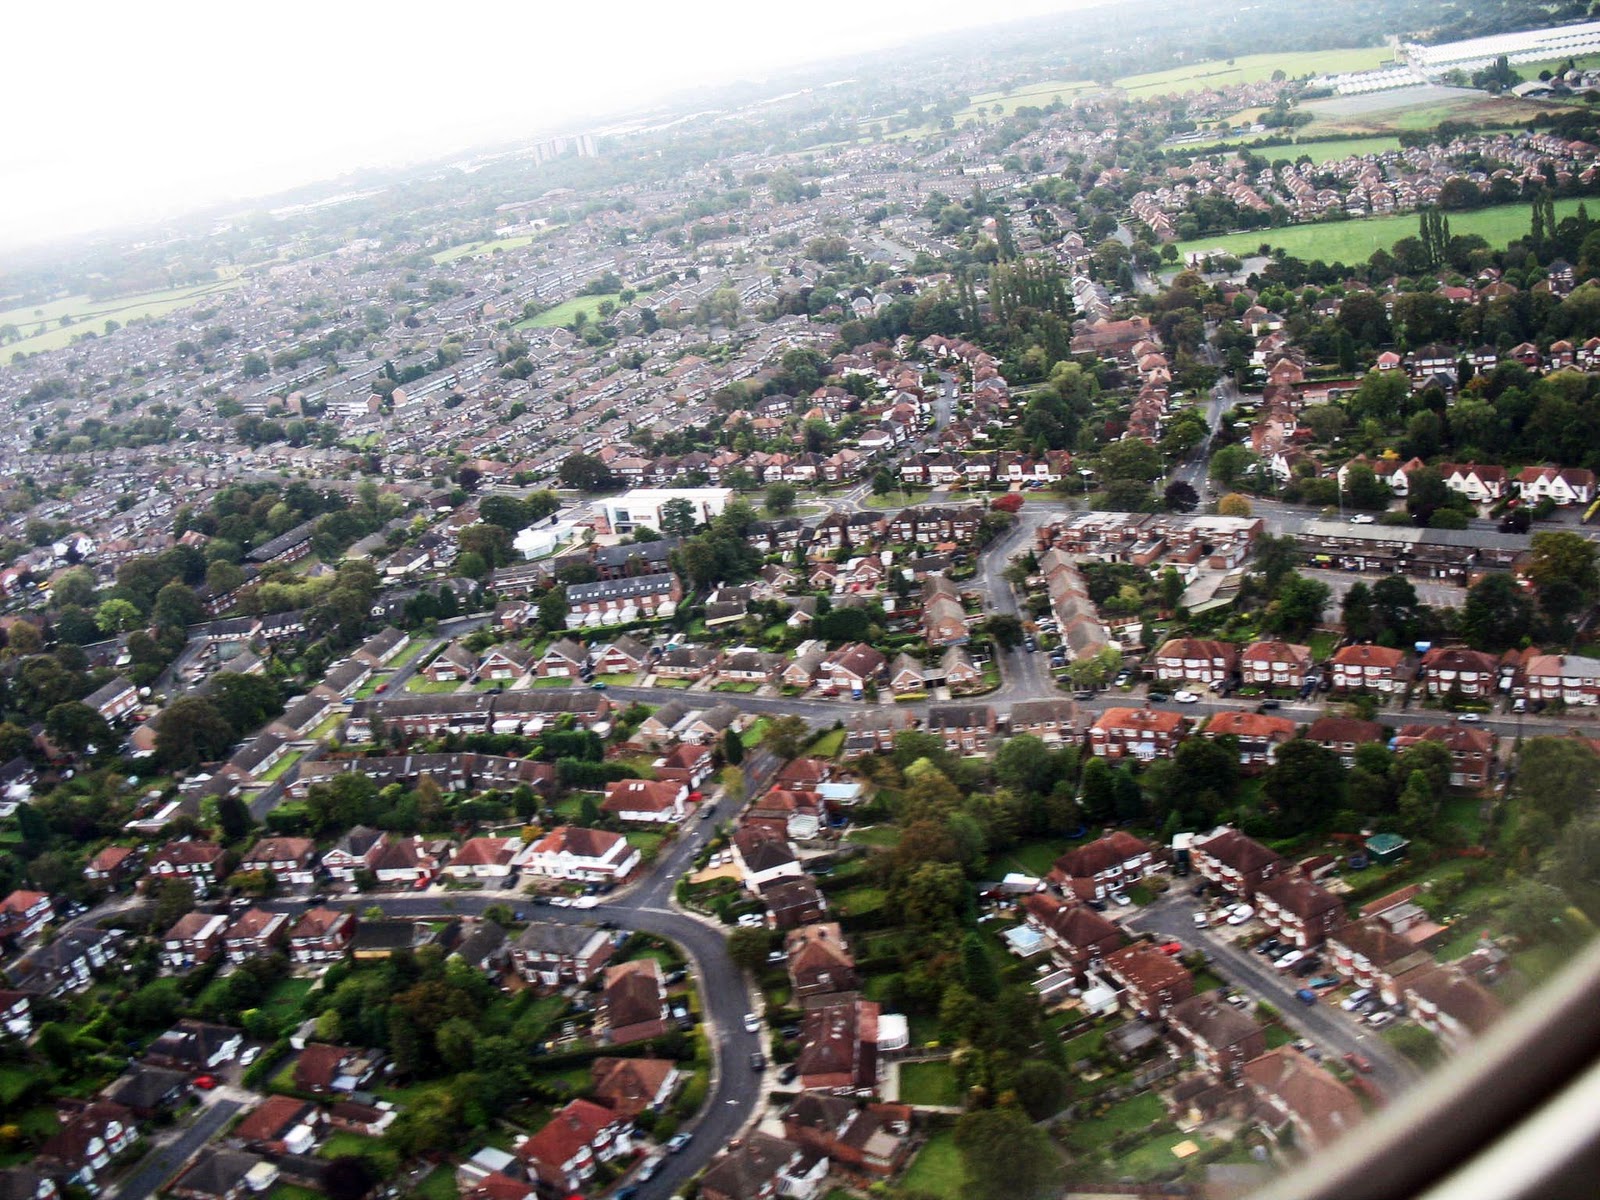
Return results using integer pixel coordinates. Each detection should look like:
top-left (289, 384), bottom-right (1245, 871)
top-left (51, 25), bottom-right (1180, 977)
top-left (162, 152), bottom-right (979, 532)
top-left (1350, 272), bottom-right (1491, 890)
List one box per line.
top-left (1063, 1092), bottom-right (1167, 1155)
top-left (898, 1059), bottom-right (962, 1107)
top-left (1117, 49), bottom-right (1393, 98)
top-left (516, 293), bottom-right (623, 330)
top-left (902, 1130), bottom-right (965, 1199)
top-left (1270, 136), bottom-right (1403, 164)
top-left (0, 279), bottom-right (242, 357)
top-left (1176, 195), bottom-right (1596, 264)
top-left (431, 230), bottom-right (553, 264)
top-left (956, 78), bottom-right (1098, 119)
top-left (1299, 92), bottom-right (1556, 138)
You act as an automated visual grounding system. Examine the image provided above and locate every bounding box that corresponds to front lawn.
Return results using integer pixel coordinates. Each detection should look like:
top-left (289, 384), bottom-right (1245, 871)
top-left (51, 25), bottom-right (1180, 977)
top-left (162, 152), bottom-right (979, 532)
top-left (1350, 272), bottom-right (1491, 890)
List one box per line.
top-left (845, 826), bottom-right (900, 848)
top-left (410, 1166), bottom-right (458, 1200)
top-left (258, 750), bottom-right (305, 783)
top-left (741, 718), bottom-right (770, 748)
top-left (625, 830), bottom-right (668, 861)
top-left (808, 728), bottom-right (846, 758)
top-left (318, 1131), bottom-right (399, 1177)
top-left (901, 1130), bottom-right (965, 1199)
top-left (406, 677), bottom-right (465, 694)
top-left (898, 1059), bottom-right (962, 1107)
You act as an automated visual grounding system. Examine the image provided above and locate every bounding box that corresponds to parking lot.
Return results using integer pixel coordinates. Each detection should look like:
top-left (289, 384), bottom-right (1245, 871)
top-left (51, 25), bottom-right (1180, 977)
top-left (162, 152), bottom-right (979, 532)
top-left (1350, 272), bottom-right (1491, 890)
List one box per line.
top-left (1128, 887), bottom-right (1421, 1098)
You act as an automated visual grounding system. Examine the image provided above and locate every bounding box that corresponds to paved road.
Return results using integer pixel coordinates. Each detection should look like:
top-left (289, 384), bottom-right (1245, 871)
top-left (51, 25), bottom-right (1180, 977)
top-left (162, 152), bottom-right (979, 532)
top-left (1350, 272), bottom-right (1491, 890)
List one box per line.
top-left (1127, 892), bottom-right (1419, 1100)
top-left (112, 1096), bottom-right (243, 1200)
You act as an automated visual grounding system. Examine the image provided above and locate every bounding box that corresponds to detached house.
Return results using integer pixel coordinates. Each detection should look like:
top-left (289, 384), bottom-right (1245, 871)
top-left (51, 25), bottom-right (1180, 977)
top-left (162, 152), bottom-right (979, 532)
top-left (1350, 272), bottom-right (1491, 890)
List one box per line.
top-left (1420, 646), bottom-right (1500, 699)
top-left (1022, 894), bottom-right (1125, 981)
top-left (699, 1134), bottom-right (829, 1200)
top-left (602, 959), bottom-right (669, 1044)
top-left (1391, 724), bottom-right (1495, 788)
top-left (518, 1100), bottom-right (633, 1196)
top-left (511, 924), bottom-right (614, 989)
top-left (601, 778), bottom-right (687, 823)
top-left (797, 998), bottom-right (880, 1093)
top-left (782, 1092), bottom-right (913, 1180)
top-left (520, 826), bottom-right (639, 884)
top-left (1242, 1048), bottom-right (1363, 1151)
top-left (1202, 711), bottom-right (1298, 771)
top-left (1089, 708), bottom-right (1187, 761)
top-left (785, 924), bottom-right (858, 1000)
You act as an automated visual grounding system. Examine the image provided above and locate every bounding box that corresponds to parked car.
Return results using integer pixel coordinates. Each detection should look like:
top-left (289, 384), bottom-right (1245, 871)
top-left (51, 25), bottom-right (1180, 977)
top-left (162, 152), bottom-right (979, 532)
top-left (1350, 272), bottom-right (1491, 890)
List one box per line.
top-left (1255, 937), bottom-right (1282, 956)
top-left (766, 950), bottom-right (787, 964)
top-left (666, 1133), bottom-right (692, 1154)
top-left (1456, 712), bottom-right (1482, 723)
top-left (1158, 941), bottom-right (1184, 955)
top-left (192, 1075), bottom-right (218, 1090)
top-left (1256, 699), bottom-right (1281, 711)
top-left (1226, 905), bottom-right (1255, 925)
top-left (1341, 988), bottom-right (1373, 1011)
top-left (637, 1154), bottom-right (665, 1182)
top-left (1307, 975), bottom-right (1342, 990)
top-left (749, 1051), bottom-right (766, 1071)
top-left (778, 1064), bottom-right (799, 1084)
top-left (1275, 950), bottom-right (1306, 971)
top-left (1366, 1011), bottom-right (1397, 1029)
top-left (1109, 891), bottom-right (1131, 906)
top-left (590, 681), bottom-right (609, 690)
top-left (1343, 1051), bottom-right (1375, 1073)
top-left (1114, 670), bottom-right (1132, 686)
top-left (743, 1012), bottom-right (761, 1033)
top-left (239, 1046), bottom-right (261, 1066)
top-left (1349, 513), bottom-right (1375, 524)
top-left (1192, 912), bottom-right (1209, 928)
top-left (1173, 690), bottom-right (1199, 703)
top-left (1146, 691), bottom-right (1170, 702)
top-left (1295, 988), bottom-right (1318, 1005)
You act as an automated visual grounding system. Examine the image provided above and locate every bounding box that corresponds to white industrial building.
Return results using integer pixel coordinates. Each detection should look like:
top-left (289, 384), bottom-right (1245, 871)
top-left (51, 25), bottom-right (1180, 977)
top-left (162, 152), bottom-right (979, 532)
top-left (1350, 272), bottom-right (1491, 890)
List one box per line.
top-left (598, 488), bottom-right (733, 535)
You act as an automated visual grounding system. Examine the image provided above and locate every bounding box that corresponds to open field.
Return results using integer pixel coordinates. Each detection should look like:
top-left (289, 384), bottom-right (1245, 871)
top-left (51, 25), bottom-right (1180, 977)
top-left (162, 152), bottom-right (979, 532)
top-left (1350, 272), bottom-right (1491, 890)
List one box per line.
top-left (0, 279), bottom-right (241, 357)
top-left (1175, 195), bottom-right (1595, 263)
top-left (1170, 134), bottom-right (1402, 161)
top-left (431, 229), bottom-right (554, 264)
top-left (1116, 49), bottom-right (1394, 99)
top-left (1297, 84), bottom-right (1559, 136)
top-left (516, 292), bottom-right (623, 329)
top-left (956, 78), bottom-right (1098, 119)
top-left (898, 1059), bottom-right (962, 1106)
top-left (1507, 54), bottom-right (1600, 81)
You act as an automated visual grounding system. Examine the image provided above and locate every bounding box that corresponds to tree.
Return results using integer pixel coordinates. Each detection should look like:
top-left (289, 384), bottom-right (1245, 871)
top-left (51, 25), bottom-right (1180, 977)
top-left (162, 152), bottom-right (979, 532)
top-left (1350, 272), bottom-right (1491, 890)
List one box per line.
top-left (995, 735), bottom-right (1059, 797)
top-left (764, 483), bottom-right (797, 515)
top-left (1260, 739), bottom-right (1346, 834)
top-left (1209, 444), bottom-right (1257, 489)
top-left (953, 1105), bottom-right (1058, 1200)
top-left (216, 794), bottom-right (254, 843)
top-left (153, 878), bottom-right (197, 932)
top-left (52, 567), bottom-right (97, 608)
top-left (1163, 480), bottom-right (1199, 512)
top-left (959, 932), bottom-right (999, 999)
top-left (1460, 573), bottom-right (1536, 651)
top-left (762, 715), bottom-right (811, 760)
top-left (1517, 737), bottom-right (1597, 827)
top-left (44, 702), bottom-right (109, 754)
top-left (896, 861), bottom-right (967, 930)
top-left (1527, 531), bottom-right (1599, 602)
top-left (153, 696), bottom-right (237, 771)
top-left (1268, 573), bottom-right (1330, 638)
top-left (1342, 462), bottom-right (1392, 511)
top-left (660, 498), bottom-right (698, 538)
top-left (1217, 492), bottom-right (1252, 517)
top-left (722, 726), bottom-right (744, 766)
top-left (557, 453), bottom-right (617, 492)
top-left (726, 926), bottom-right (773, 974)
top-left (94, 598), bottom-right (142, 634)
top-left (871, 468), bottom-right (895, 496)
top-left (323, 1157), bottom-right (376, 1200)
top-left (537, 587), bottom-right (569, 633)
top-left (151, 581), bottom-right (203, 628)
top-left (1503, 879), bottom-right (1568, 943)
top-left (1010, 1060), bottom-right (1069, 1120)
top-left (984, 613), bottom-right (1024, 651)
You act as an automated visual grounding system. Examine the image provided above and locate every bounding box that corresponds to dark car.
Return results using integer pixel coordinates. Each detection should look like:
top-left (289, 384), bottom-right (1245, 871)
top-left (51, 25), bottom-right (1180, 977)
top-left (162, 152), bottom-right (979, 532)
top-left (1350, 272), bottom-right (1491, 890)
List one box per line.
top-left (1344, 1051), bottom-right (1375, 1074)
top-left (778, 1064), bottom-right (798, 1084)
top-left (1147, 691), bottom-right (1169, 702)
top-left (1257, 699), bottom-right (1281, 711)
top-left (750, 1052), bottom-right (766, 1071)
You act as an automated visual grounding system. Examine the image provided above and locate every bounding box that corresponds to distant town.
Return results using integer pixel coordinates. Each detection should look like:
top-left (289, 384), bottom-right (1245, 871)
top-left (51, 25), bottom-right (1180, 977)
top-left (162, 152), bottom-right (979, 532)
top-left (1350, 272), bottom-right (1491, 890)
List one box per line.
top-left (3, 2), bottom-right (1600, 1199)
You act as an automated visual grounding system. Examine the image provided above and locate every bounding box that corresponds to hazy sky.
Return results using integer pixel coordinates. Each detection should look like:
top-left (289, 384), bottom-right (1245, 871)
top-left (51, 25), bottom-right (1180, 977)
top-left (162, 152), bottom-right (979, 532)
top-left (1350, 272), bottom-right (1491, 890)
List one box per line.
top-left (1, 0), bottom-right (1099, 253)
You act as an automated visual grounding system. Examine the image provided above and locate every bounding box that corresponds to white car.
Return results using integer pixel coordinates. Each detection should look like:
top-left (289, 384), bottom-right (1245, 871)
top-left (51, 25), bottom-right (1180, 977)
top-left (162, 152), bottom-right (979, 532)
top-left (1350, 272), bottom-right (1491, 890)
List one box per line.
top-left (1341, 988), bottom-right (1373, 1011)
top-left (547, 896), bottom-right (572, 908)
top-left (1349, 513), bottom-right (1375, 524)
top-left (1456, 713), bottom-right (1482, 723)
top-left (570, 896), bottom-right (599, 909)
top-left (1366, 1011), bottom-right (1396, 1029)
top-left (1173, 690), bottom-right (1200, 703)
top-left (238, 1046), bottom-right (261, 1066)
top-left (1110, 891), bottom-right (1131, 906)
top-left (1274, 950), bottom-right (1305, 971)
top-left (1192, 912), bottom-right (1209, 928)
top-left (743, 1012), bottom-right (761, 1033)
top-left (1226, 905), bottom-right (1255, 925)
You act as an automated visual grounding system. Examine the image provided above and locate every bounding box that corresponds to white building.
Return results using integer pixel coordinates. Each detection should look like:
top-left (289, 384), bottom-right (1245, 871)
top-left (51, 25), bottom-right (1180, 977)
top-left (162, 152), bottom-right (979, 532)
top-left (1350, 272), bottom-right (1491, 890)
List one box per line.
top-left (598, 488), bottom-right (733, 535)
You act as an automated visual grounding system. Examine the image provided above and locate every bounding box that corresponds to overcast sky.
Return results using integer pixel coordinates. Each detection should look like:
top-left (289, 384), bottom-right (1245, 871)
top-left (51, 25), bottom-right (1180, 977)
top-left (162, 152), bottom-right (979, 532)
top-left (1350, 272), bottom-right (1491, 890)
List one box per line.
top-left (0, 0), bottom-right (1100, 253)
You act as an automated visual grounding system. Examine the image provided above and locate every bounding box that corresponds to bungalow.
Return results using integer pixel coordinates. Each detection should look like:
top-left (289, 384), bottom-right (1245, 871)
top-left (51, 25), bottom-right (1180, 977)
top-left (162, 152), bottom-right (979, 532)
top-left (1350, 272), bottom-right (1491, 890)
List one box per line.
top-left (719, 648), bottom-right (784, 684)
top-left (479, 643), bottom-right (536, 681)
top-left (101, 1064), bottom-right (190, 1121)
top-left (602, 778), bottom-right (687, 823)
top-left (511, 923), bottom-right (615, 989)
top-left (144, 1019), bottom-right (242, 1072)
top-left (519, 826), bottom-right (640, 884)
top-left (602, 959), bottom-right (669, 1044)
top-left (635, 699), bottom-right (691, 747)
top-left (888, 654), bottom-right (926, 696)
top-left (423, 642), bottom-right (477, 683)
top-left (821, 643), bottom-right (887, 696)
top-left (655, 645), bottom-right (721, 681)
top-left (535, 638), bottom-right (589, 680)
top-left (368, 835), bottom-right (447, 885)
top-left (443, 837), bottom-right (520, 881)
top-left (591, 634), bottom-right (649, 676)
